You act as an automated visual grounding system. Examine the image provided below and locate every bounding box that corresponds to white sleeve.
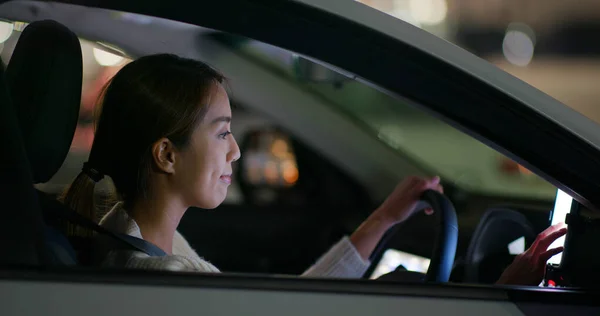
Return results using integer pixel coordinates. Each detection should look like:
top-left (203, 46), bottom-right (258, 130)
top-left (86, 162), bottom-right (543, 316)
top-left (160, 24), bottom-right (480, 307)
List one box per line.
top-left (301, 236), bottom-right (370, 278)
top-left (102, 250), bottom-right (221, 273)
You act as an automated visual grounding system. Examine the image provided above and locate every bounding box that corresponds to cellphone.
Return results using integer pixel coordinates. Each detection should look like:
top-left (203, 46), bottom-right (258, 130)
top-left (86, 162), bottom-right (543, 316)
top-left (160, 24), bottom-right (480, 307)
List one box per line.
top-left (547, 189), bottom-right (573, 265)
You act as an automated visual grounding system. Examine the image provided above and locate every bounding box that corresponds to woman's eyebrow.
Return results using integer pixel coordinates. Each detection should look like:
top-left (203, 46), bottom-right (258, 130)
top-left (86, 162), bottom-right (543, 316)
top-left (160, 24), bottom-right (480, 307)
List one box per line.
top-left (210, 116), bottom-right (231, 124)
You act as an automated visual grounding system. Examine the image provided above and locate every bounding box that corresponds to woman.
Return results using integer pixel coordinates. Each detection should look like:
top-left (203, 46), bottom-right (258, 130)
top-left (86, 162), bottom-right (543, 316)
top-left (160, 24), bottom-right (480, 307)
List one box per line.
top-left (63, 54), bottom-right (565, 283)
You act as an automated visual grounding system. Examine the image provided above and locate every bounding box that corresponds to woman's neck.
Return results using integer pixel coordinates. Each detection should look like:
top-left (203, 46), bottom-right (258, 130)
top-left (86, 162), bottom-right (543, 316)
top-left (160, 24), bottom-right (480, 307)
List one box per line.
top-left (129, 196), bottom-right (187, 255)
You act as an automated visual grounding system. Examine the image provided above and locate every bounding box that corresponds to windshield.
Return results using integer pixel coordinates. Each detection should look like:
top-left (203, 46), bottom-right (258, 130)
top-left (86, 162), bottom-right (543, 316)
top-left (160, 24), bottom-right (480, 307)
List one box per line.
top-left (233, 39), bottom-right (556, 200)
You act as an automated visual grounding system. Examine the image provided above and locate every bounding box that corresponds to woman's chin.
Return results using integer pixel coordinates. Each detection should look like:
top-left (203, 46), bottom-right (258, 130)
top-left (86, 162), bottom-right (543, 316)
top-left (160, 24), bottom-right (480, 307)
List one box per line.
top-left (193, 196), bottom-right (226, 210)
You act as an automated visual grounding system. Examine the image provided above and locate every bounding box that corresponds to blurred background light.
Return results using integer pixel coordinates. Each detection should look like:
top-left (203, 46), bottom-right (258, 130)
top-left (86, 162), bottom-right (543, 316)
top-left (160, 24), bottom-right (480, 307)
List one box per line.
top-left (502, 23), bottom-right (536, 67)
top-left (408, 0), bottom-right (447, 25)
top-left (93, 47), bottom-right (124, 66)
top-left (0, 21), bottom-right (14, 43)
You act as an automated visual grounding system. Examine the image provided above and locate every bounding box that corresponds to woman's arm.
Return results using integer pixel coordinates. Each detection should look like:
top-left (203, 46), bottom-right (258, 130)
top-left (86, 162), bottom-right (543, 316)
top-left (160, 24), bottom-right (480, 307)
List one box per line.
top-left (351, 176), bottom-right (442, 260)
top-left (348, 212), bottom-right (394, 261)
top-left (301, 176), bottom-right (442, 278)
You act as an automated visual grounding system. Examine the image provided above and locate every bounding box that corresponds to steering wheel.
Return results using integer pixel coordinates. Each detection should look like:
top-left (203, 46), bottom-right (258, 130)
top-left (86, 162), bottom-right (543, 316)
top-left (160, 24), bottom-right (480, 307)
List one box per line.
top-left (369, 190), bottom-right (458, 283)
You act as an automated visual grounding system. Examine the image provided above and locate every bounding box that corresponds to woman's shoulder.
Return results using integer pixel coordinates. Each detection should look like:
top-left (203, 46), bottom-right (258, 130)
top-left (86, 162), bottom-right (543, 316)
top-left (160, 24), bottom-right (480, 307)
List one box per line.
top-left (97, 203), bottom-right (219, 273)
top-left (102, 249), bottom-right (220, 273)
top-left (99, 202), bottom-right (142, 238)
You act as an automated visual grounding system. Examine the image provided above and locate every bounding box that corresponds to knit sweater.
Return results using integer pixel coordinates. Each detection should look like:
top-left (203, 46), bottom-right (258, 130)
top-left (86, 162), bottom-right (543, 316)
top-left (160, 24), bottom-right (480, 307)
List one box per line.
top-left (98, 203), bottom-right (370, 278)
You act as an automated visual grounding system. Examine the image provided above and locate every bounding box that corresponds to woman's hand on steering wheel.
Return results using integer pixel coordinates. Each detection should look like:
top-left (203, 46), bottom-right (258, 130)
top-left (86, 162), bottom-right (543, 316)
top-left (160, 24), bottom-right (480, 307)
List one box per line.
top-left (374, 175), bottom-right (443, 225)
top-left (350, 176), bottom-right (443, 261)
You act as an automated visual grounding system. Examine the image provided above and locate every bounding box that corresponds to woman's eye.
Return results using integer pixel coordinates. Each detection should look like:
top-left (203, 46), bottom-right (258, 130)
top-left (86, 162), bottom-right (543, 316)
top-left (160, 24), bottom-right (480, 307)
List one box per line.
top-left (219, 131), bottom-right (232, 139)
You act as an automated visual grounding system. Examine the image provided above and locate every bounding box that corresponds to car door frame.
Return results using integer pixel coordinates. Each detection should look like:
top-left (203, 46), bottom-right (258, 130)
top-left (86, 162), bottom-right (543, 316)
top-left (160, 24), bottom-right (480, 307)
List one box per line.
top-left (3, 267), bottom-right (600, 315)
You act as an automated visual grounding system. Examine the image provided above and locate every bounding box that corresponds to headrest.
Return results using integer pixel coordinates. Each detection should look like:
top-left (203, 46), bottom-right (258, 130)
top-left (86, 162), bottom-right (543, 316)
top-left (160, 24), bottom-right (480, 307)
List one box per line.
top-left (6, 20), bottom-right (82, 183)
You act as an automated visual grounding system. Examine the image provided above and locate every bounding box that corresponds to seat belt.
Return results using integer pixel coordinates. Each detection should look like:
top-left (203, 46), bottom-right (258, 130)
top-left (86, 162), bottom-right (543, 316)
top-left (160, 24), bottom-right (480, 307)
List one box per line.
top-left (38, 191), bottom-right (167, 257)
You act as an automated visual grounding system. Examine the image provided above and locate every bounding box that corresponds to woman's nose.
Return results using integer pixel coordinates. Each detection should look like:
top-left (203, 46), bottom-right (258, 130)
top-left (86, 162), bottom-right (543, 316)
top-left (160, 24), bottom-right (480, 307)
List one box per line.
top-left (228, 135), bottom-right (241, 162)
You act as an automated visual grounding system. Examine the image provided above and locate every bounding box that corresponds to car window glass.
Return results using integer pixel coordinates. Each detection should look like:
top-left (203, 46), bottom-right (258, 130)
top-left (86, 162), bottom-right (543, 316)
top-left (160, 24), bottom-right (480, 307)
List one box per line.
top-left (0, 6), bottom-right (562, 288)
top-left (236, 39), bottom-right (556, 201)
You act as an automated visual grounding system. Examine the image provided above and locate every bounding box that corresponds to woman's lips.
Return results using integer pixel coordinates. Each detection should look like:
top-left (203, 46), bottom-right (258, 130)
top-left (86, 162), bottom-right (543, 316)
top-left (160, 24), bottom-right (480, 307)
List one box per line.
top-left (220, 175), bottom-right (232, 185)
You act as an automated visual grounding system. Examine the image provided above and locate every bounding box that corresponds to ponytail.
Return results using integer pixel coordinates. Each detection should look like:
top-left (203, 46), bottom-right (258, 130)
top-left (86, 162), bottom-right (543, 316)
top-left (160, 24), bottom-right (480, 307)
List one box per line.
top-left (60, 163), bottom-right (104, 237)
top-left (61, 77), bottom-right (112, 238)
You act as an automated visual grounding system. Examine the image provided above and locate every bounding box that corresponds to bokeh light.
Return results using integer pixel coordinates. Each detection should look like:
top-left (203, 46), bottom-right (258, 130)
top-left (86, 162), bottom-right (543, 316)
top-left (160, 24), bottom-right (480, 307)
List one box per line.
top-left (93, 47), bottom-right (125, 66)
top-left (408, 0), bottom-right (448, 25)
top-left (502, 23), bottom-right (536, 67)
top-left (0, 21), bottom-right (13, 43)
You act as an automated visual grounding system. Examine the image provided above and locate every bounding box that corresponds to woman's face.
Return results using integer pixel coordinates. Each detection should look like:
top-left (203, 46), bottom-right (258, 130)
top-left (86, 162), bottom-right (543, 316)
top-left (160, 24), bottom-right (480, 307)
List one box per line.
top-left (175, 84), bottom-right (241, 209)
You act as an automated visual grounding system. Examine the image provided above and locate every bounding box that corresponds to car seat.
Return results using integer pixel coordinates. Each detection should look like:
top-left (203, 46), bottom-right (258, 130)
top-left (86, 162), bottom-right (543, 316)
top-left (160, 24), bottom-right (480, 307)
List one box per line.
top-left (0, 56), bottom-right (47, 267)
top-left (5, 20), bottom-right (83, 265)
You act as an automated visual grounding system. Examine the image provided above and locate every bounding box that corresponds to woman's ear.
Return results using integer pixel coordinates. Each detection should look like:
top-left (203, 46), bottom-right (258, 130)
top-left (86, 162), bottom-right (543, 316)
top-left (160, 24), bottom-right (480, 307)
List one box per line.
top-left (151, 138), bottom-right (177, 174)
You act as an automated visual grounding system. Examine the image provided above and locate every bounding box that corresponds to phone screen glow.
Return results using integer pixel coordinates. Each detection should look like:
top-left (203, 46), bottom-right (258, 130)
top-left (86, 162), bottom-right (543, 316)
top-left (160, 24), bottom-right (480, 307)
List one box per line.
top-left (547, 189), bottom-right (572, 265)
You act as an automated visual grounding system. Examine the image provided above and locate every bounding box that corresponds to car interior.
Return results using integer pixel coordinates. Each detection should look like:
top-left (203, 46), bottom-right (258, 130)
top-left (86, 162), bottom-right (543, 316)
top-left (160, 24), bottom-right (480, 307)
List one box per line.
top-left (2, 0), bottom-right (595, 292)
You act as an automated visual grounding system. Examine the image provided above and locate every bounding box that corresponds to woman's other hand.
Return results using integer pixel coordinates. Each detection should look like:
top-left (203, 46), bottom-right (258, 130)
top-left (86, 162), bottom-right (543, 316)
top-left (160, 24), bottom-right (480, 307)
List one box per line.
top-left (373, 175), bottom-right (443, 225)
top-left (350, 176), bottom-right (443, 261)
top-left (496, 222), bottom-right (567, 286)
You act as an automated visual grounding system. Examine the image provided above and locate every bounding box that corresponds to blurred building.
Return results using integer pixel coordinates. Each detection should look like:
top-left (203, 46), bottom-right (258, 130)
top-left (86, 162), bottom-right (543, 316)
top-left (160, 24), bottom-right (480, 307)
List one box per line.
top-left (357, 0), bottom-right (600, 123)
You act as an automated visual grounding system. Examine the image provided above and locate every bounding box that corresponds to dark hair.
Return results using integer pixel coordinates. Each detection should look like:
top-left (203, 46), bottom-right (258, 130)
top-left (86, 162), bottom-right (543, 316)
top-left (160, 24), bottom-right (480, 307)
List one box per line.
top-left (62, 54), bottom-right (225, 236)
